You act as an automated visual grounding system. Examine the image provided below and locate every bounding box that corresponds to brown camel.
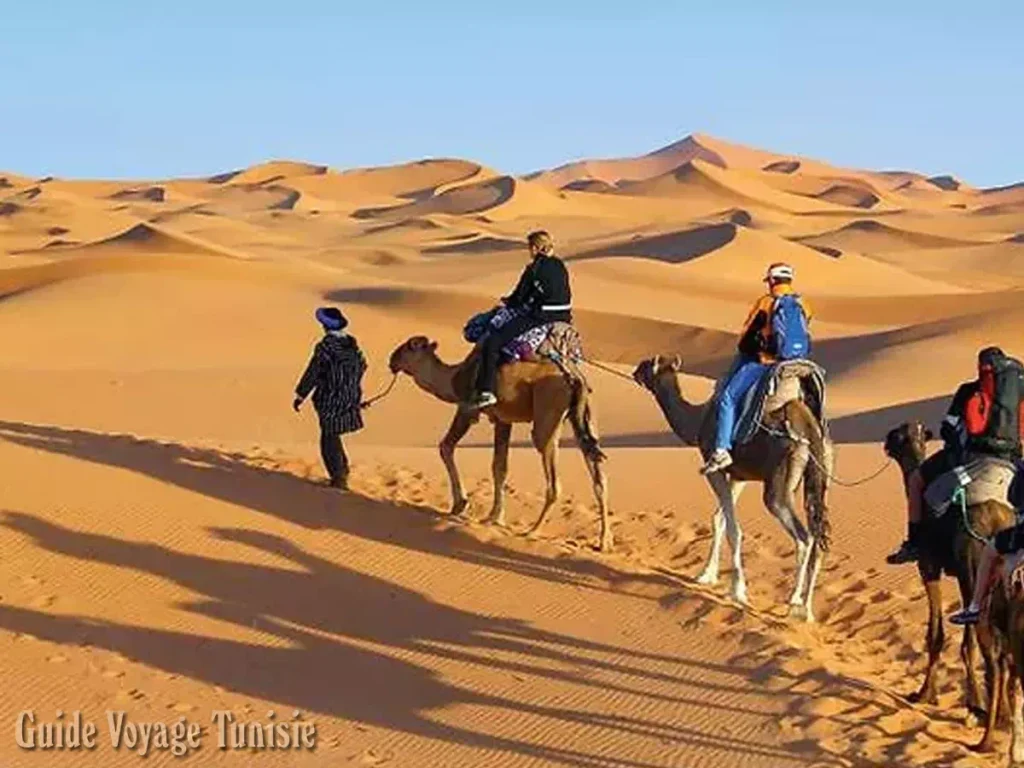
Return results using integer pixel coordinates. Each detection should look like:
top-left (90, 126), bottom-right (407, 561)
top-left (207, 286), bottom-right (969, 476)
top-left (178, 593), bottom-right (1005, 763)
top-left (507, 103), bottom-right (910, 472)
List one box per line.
top-left (388, 336), bottom-right (611, 551)
top-left (977, 565), bottom-right (1023, 756)
top-left (883, 422), bottom-right (1015, 735)
top-left (632, 355), bottom-right (832, 621)
top-left (994, 571), bottom-right (1024, 764)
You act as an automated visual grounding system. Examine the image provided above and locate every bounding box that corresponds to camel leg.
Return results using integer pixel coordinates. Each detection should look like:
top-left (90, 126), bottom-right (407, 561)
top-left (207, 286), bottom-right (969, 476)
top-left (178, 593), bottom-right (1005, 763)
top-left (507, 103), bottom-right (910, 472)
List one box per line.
top-left (486, 421), bottom-right (512, 527)
top-left (526, 413), bottom-right (562, 538)
top-left (440, 409), bottom-right (475, 518)
top-left (696, 508), bottom-right (726, 587)
top-left (697, 478), bottom-right (745, 587)
top-left (1012, 671), bottom-right (1024, 766)
top-left (801, 544), bottom-right (824, 624)
top-left (909, 578), bottom-right (944, 706)
top-left (762, 470), bottom-right (813, 616)
top-left (581, 449), bottom-right (611, 553)
top-left (706, 473), bottom-right (747, 605)
top-left (975, 635), bottom-right (1004, 752)
top-left (959, 569), bottom-right (988, 721)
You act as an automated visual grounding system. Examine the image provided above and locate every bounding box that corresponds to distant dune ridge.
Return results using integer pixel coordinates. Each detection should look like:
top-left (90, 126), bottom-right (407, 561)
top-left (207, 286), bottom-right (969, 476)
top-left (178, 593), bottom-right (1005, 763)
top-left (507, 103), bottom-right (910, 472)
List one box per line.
top-left (0, 133), bottom-right (1023, 768)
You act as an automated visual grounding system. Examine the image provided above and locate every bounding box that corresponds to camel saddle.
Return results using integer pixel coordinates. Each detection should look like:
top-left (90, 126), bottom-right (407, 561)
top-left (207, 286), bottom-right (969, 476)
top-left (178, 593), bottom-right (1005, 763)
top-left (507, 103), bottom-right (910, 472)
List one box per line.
top-left (732, 359), bottom-right (828, 446)
top-left (521, 322), bottom-right (591, 392)
top-left (924, 454), bottom-right (1017, 517)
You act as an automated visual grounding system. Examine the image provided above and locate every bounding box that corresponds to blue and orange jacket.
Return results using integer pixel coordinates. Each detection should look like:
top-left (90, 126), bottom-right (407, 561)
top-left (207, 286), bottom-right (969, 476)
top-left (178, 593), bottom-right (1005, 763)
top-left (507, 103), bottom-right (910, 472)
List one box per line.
top-left (737, 284), bottom-right (812, 365)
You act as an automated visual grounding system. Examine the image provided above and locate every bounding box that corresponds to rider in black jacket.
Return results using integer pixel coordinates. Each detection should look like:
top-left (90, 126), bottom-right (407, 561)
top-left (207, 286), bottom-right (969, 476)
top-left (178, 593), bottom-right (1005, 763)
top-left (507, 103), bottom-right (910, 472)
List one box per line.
top-left (469, 231), bottom-right (572, 409)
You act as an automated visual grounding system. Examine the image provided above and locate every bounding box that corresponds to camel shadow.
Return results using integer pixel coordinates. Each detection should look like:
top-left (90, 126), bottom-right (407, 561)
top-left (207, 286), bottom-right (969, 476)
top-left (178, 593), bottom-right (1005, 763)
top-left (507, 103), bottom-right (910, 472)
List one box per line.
top-left (0, 512), bottom-right (832, 767)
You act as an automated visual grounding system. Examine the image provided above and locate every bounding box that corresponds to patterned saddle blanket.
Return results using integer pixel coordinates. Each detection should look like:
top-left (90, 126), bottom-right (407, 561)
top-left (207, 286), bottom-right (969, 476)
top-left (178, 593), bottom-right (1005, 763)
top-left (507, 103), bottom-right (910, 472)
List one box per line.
top-left (463, 306), bottom-right (588, 386)
top-left (728, 359), bottom-right (829, 446)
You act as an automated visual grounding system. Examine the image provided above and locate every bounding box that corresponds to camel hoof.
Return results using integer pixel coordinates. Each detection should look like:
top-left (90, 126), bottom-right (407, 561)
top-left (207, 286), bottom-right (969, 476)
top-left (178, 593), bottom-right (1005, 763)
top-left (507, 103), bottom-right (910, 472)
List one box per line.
top-left (450, 499), bottom-right (470, 518)
top-left (484, 510), bottom-right (507, 527)
top-left (968, 703), bottom-right (989, 723)
top-left (732, 585), bottom-right (749, 606)
top-left (787, 604), bottom-right (816, 623)
top-left (696, 571), bottom-right (718, 587)
top-left (597, 536), bottom-right (613, 554)
top-left (907, 689), bottom-right (937, 707)
top-left (970, 739), bottom-right (996, 755)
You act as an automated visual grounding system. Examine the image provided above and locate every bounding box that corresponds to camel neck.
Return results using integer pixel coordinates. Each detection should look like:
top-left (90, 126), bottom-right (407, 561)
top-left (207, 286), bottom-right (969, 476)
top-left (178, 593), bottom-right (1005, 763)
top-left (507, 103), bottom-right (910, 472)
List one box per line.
top-left (409, 353), bottom-right (462, 404)
top-left (651, 374), bottom-right (705, 446)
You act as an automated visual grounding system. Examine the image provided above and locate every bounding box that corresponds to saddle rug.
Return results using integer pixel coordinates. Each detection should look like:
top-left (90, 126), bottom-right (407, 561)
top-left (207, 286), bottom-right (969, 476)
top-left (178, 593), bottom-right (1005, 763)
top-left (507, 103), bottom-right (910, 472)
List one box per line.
top-left (729, 359), bottom-right (828, 446)
top-left (463, 307), bottom-right (588, 389)
top-left (924, 455), bottom-right (1017, 517)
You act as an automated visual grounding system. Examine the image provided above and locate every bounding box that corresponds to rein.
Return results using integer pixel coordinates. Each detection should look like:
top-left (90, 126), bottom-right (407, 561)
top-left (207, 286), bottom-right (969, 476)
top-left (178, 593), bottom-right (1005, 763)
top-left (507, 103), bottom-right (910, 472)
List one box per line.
top-left (360, 373), bottom-right (399, 410)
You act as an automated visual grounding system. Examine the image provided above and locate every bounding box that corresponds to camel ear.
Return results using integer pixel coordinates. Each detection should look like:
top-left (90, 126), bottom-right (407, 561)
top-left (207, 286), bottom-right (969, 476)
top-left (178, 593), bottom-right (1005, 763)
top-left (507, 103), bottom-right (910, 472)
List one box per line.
top-left (925, 428), bottom-right (935, 441)
top-left (670, 355), bottom-right (683, 372)
top-left (428, 340), bottom-right (438, 351)
top-left (652, 355), bottom-right (662, 371)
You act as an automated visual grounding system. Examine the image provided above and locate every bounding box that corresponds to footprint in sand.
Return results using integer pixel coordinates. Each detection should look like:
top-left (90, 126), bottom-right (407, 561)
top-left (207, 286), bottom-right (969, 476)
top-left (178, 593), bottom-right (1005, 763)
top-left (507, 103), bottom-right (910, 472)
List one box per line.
top-left (358, 747), bottom-right (396, 765)
top-left (115, 689), bottom-right (146, 702)
top-left (101, 669), bottom-right (125, 679)
top-left (47, 654), bottom-right (68, 663)
top-left (169, 703), bottom-right (196, 713)
top-left (31, 595), bottom-right (56, 608)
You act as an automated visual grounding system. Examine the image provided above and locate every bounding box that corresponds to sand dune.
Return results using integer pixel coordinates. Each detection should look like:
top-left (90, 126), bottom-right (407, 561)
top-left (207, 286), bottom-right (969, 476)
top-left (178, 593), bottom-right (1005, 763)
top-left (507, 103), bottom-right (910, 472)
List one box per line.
top-left (797, 218), bottom-right (991, 253)
top-left (1, 133), bottom-right (1024, 768)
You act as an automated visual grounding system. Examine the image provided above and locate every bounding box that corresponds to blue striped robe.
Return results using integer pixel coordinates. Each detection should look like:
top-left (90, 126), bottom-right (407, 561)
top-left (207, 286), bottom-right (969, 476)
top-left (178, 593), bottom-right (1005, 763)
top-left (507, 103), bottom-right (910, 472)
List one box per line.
top-left (296, 333), bottom-right (367, 434)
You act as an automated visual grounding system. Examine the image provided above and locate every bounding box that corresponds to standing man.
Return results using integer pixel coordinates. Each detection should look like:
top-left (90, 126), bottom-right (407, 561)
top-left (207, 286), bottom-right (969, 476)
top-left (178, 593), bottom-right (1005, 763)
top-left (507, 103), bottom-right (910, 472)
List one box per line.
top-left (294, 306), bottom-right (367, 489)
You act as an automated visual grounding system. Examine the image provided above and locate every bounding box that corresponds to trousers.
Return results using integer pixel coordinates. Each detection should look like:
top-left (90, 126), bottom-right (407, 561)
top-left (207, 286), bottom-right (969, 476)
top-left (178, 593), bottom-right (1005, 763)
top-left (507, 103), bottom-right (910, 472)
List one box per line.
top-left (319, 429), bottom-right (349, 485)
top-left (714, 359), bottom-right (769, 451)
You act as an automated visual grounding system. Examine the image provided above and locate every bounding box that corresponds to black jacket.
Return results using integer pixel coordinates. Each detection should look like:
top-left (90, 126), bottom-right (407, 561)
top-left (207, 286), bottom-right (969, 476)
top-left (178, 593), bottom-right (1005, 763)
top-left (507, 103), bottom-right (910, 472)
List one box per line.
top-left (296, 333), bottom-right (367, 434)
top-left (503, 255), bottom-right (572, 323)
top-left (940, 380), bottom-right (978, 456)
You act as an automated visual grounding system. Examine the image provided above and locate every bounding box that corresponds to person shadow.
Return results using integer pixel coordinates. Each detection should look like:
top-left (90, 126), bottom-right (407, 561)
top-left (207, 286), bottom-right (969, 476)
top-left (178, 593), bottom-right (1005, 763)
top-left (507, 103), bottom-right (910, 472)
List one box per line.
top-left (0, 420), bottom-right (666, 602)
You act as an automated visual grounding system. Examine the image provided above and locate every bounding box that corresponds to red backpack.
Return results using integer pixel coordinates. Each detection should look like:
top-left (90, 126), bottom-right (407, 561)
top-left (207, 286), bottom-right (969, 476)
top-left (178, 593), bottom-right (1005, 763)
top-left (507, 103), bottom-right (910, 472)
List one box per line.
top-left (964, 355), bottom-right (1024, 452)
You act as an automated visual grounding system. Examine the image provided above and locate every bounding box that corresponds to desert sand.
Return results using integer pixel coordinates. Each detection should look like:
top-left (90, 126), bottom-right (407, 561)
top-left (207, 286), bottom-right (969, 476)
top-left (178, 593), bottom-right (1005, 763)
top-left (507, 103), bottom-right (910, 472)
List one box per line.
top-left (1, 133), bottom-right (1023, 767)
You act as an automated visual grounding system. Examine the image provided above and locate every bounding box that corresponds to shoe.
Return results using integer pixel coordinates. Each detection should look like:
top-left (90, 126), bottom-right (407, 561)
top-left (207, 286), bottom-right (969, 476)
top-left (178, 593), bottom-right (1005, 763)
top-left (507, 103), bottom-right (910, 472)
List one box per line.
top-left (701, 448), bottom-right (733, 475)
top-left (949, 607), bottom-right (981, 626)
top-left (468, 391), bottom-right (497, 410)
top-left (886, 540), bottom-right (920, 565)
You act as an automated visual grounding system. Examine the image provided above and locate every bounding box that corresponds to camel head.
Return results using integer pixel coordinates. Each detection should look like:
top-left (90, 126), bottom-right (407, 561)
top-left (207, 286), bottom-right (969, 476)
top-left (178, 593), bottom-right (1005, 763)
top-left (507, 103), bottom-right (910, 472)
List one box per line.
top-left (632, 355), bottom-right (684, 391)
top-left (883, 421), bottom-right (933, 466)
top-left (389, 335), bottom-right (439, 375)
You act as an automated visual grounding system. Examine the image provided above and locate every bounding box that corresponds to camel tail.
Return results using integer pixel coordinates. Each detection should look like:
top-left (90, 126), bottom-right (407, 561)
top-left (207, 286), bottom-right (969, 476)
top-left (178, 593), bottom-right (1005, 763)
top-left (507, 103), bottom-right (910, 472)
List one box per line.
top-left (804, 418), bottom-right (833, 552)
top-left (568, 376), bottom-right (606, 464)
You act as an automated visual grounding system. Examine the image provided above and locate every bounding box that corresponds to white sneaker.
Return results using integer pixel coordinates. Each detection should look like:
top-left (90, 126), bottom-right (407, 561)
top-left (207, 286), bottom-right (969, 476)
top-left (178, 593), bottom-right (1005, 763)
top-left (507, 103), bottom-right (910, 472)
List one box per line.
top-left (469, 391), bottom-right (498, 410)
top-left (701, 448), bottom-right (733, 475)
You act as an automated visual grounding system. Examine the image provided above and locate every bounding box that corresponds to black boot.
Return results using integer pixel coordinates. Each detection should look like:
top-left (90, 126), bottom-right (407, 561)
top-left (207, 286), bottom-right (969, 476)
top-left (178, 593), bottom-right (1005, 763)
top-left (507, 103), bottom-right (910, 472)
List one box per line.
top-left (886, 522), bottom-right (921, 565)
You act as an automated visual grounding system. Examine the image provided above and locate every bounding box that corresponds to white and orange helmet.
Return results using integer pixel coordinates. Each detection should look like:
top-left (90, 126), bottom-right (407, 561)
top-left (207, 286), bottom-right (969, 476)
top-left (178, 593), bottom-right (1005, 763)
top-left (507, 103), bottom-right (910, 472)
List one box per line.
top-left (764, 262), bottom-right (794, 284)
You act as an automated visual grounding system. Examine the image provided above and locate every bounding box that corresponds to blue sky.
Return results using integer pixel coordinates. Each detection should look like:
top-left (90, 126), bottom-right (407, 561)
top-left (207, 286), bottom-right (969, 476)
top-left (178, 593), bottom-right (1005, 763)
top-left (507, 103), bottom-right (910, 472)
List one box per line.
top-left (2, 2), bottom-right (1021, 186)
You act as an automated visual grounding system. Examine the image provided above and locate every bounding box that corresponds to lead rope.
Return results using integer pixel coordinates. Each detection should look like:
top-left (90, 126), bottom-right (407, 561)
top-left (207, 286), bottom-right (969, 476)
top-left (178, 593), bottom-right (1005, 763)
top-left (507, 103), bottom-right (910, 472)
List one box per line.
top-left (582, 356), bottom-right (639, 384)
top-left (956, 485), bottom-right (991, 545)
top-left (360, 373), bottom-right (399, 410)
top-left (756, 417), bottom-right (894, 488)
